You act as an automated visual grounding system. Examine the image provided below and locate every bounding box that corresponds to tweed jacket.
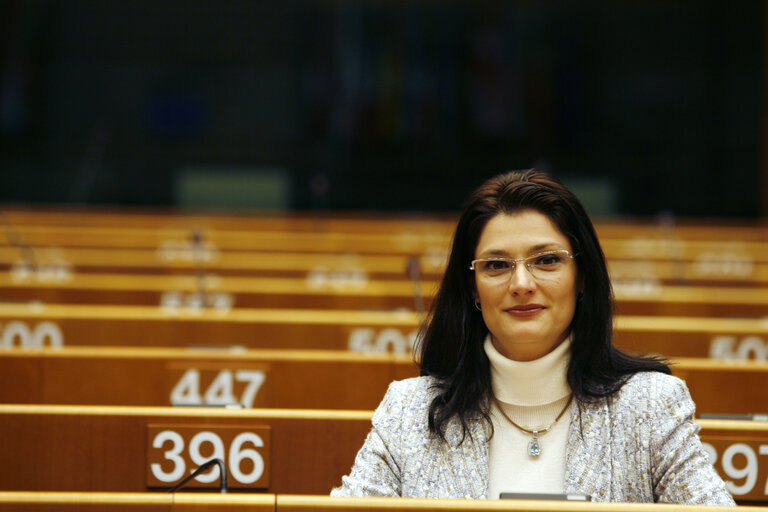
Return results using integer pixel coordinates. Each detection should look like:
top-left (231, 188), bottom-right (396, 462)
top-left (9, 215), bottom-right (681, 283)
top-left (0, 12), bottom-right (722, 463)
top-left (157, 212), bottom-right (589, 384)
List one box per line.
top-left (331, 372), bottom-right (735, 505)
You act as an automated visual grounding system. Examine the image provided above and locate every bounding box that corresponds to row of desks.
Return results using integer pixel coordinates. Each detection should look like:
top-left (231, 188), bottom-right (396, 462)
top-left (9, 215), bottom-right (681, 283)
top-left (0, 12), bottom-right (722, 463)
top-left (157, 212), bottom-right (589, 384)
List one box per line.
top-left (1, 493), bottom-right (766, 512)
top-left (0, 345), bottom-right (766, 416)
top-left (1, 303), bottom-right (767, 361)
top-left (3, 245), bottom-right (766, 287)
top-left (3, 210), bottom-right (768, 289)
top-left (3, 272), bottom-right (768, 317)
top-left (2, 208), bottom-right (767, 504)
top-left (4, 206), bottom-right (768, 238)
top-left (1, 404), bottom-right (767, 502)
top-left (4, 206), bottom-right (768, 244)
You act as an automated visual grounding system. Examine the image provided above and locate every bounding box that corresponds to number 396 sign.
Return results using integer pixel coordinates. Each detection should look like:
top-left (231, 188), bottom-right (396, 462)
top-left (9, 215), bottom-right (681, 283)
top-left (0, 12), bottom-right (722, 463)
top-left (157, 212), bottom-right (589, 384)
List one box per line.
top-left (146, 425), bottom-right (270, 489)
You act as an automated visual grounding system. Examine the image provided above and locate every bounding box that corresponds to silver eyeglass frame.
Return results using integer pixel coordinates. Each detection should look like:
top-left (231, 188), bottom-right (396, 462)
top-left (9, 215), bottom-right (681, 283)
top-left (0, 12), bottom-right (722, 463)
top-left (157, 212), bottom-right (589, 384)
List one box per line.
top-left (469, 249), bottom-right (576, 278)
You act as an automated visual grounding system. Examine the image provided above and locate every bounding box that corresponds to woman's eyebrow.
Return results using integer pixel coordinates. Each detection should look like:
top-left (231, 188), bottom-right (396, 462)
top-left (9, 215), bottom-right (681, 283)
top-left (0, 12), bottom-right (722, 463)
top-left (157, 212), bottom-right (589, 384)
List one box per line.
top-left (529, 242), bottom-right (566, 252)
top-left (477, 242), bottom-right (565, 258)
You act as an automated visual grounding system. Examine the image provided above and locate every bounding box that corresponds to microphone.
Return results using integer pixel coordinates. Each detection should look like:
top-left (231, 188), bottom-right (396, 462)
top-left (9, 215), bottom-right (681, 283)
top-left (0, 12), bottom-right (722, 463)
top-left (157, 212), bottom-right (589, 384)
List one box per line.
top-left (406, 256), bottom-right (425, 314)
top-left (167, 458), bottom-right (228, 494)
top-left (0, 210), bottom-right (38, 277)
top-left (190, 228), bottom-right (208, 308)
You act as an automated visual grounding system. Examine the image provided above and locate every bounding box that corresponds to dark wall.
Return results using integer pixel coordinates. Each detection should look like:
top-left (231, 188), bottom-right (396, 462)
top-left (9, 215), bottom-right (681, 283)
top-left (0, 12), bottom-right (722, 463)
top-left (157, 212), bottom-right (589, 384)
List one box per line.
top-left (0, 0), bottom-right (763, 216)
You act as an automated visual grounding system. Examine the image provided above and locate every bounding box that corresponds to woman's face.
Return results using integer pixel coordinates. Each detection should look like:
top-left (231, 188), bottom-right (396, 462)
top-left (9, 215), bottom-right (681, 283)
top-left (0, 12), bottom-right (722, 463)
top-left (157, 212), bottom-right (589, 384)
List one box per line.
top-left (473, 209), bottom-right (579, 361)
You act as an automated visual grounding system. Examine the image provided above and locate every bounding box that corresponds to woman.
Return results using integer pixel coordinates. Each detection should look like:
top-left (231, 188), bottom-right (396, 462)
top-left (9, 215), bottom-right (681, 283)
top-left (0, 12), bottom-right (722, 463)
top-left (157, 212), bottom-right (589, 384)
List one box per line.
top-left (331, 170), bottom-right (734, 504)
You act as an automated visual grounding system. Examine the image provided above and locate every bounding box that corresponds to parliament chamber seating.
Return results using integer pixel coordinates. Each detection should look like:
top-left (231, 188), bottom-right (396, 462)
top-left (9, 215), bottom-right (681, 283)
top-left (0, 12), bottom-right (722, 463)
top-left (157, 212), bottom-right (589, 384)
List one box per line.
top-left (1, 207), bottom-right (767, 505)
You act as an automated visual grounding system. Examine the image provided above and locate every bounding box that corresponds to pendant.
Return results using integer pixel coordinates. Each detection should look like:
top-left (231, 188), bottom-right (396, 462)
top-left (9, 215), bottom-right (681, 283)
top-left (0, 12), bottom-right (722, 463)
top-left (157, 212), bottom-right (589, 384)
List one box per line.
top-left (528, 432), bottom-right (541, 457)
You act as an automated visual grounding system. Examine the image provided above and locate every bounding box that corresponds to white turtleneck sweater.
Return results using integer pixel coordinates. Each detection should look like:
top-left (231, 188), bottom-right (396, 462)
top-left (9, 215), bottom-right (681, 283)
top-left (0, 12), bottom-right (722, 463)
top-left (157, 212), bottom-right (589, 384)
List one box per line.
top-left (485, 335), bottom-right (572, 499)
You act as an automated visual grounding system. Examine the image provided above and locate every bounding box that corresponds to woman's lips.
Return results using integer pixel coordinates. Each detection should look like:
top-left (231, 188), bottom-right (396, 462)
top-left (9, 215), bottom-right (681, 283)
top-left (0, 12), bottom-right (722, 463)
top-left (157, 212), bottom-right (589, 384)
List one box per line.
top-left (505, 304), bottom-right (545, 317)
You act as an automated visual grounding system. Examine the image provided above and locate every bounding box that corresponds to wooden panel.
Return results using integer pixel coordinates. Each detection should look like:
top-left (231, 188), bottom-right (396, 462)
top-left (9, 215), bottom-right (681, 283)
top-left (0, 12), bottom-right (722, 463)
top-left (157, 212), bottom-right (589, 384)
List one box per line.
top-left (671, 359), bottom-right (768, 415)
top-left (0, 304), bottom-right (421, 352)
top-left (277, 494), bottom-right (767, 512)
top-left (1, 304), bottom-right (767, 361)
top-left (1, 492), bottom-right (766, 512)
top-left (3, 271), bottom-right (768, 317)
top-left (613, 316), bottom-right (768, 360)
top-left (0, 405), bottom-right (371, 495)
top-left (0, 347), bottom-right (417, 409)
top-left (0, 348), bottom-right (764, 416)
top-left (0, 207), bottom-right (457, 234)
top-left (6, 206), bottom-right (768, 243)
top-left (1, 406), bottom-right (767, 503)
top-left (4, 214), bottom-right (768, 255)
top-left (0, 272), bottom-right (432, 311)
top-left (0, 492), bottom-right (276, 512)
top-left (5, 245), bottom-right (768, 287)
top-left (0, 246), bottom-right (448, 281)
top-left (0, 492), bottom-right (173, 512)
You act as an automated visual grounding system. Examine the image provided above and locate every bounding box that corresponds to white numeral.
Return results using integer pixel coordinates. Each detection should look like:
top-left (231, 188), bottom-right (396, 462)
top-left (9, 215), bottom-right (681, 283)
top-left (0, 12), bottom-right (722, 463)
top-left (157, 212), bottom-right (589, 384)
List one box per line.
top-left (229, 432), bottom-right (265, 484)
top-left (761, 446), bottom-right (768, 495)
top-left (347, 328), bottom-right (417, 354)
top-left (710, 336), bottom-right (767, 361)
top-left (170, 369), bottom-right (266, 407)
top-left (236, 371), bottom-right (266, 408)
top-left (703, 442), bottom-right (768, 496)
top-left (160, 291), bottom-right (233, 311)
top-left (188, 431), bottom-right (226, 483)
top-left (151, 430), bottom-right (186, 482)
top-left (204, 370), bottom-right (237, 405)
top-left (723, 443), bottom-right (758, 495)
top-left (170, 369), bottom-right (203, 405)
top-left (0, 321), bottom-right (64, 349)
top-left (305, 267), bottom-right (369, 290)
top-left (150, 430), bottom-right (265, 485)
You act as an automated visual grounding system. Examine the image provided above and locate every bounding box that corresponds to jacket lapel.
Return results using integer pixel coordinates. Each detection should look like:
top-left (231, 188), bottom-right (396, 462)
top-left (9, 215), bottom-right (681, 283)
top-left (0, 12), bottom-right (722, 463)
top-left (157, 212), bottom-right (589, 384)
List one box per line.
top-left (564, 399), bottom-right (614, 501)
top-left (438, 415), bottom-right (490, 499)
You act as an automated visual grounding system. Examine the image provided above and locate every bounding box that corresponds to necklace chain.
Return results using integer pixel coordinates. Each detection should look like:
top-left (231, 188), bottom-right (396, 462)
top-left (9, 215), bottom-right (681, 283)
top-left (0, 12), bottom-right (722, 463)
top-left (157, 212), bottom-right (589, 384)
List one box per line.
top-left (494, 394), bottom-right (573, 434)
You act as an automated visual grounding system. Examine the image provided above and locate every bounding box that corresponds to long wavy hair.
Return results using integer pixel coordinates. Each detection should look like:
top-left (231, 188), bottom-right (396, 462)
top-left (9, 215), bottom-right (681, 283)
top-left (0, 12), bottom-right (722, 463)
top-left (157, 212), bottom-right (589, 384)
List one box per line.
top-left (415, 169), bottom-right (669, 443)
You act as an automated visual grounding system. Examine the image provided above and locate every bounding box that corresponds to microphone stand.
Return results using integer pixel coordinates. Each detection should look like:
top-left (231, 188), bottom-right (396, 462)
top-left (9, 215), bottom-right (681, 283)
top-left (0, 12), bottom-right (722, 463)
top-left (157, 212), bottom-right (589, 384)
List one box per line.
top-left (168, 458), bottom-right (228, 494)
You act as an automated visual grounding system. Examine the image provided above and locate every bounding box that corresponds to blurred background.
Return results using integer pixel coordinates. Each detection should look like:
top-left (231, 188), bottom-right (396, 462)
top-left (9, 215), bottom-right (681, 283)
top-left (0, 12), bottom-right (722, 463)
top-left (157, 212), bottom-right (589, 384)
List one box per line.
top-left (0, 0), bottom-right (765, 217)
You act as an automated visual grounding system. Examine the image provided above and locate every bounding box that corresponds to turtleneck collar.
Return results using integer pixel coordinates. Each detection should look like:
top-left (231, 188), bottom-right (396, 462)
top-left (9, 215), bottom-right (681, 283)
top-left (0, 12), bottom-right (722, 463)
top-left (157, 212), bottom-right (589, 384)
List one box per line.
top-left (485, 333), bottom-right (572, 406)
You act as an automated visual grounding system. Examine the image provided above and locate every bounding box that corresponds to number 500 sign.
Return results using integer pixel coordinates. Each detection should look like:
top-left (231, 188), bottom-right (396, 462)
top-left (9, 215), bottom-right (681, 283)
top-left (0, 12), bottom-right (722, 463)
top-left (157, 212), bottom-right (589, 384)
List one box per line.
top-left (146, 425), bottom-right (270, 489)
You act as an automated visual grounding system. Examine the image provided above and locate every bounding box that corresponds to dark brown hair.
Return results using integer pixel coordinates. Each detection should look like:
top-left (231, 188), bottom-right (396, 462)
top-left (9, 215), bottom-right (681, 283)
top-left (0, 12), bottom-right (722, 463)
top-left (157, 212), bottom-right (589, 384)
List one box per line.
top-left (415, 169), bottom-right (669, 443)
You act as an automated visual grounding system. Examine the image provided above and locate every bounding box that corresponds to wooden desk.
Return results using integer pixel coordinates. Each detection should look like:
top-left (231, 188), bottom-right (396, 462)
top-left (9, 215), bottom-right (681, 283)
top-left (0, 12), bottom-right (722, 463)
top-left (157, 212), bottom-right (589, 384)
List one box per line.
top-left (0, 206), bottom-right (457, 234)
top-left (277, 494), bottom-right (764, 511)
top-left (0, 492), bottom-right (765, 512)
top-left (0, 272), bottom-right (436, 311)
top-left (0, 347), bottom-right (763, 416)
top-left (0, 405), bottom-right (371, 495)
top-left (6, 205), bottom-right (768, 241)
top-left (0, 346), bottom-right (418, 409)
top-left (671, 358), bottom-right (768, 415)
top-left (0, 491), bottom-right (275, 511)
top-left (3, 272), bottom-right (768, 317)
top-left (0, 303), bottom-right (766, 361)
top-left (4, 245), bottom-right (768, 287)
top-left (0, 405), bottom-right (767, 503)
top-left (4, 217), bottom-right (768, 284)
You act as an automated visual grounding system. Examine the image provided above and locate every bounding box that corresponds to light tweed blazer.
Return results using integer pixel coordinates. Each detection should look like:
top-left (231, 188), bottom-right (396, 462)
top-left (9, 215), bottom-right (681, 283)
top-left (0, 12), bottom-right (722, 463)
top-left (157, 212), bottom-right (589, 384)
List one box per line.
top-left (332, 372), bottom-right (735, 505)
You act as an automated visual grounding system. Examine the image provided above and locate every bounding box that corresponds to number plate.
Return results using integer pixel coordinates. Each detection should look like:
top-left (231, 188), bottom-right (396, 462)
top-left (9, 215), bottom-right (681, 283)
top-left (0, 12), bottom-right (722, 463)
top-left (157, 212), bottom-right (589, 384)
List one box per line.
top-left (146, 425), bottom-right (271, 489)
top-left (701, 436), bottom-right (768, 501)
top-left (166, 363), bottom-right (271, 408)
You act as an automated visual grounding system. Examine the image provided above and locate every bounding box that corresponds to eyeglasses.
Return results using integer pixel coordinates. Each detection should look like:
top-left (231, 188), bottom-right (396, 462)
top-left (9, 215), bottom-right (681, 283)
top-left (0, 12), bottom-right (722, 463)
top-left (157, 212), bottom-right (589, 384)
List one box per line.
top-left (470, 249), bottom-right (576, 282)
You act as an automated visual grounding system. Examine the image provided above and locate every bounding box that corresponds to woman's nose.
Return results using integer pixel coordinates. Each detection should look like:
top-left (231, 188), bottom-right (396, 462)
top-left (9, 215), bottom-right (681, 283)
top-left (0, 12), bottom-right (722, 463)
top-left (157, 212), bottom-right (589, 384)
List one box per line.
top-left (507, 264), bottom-right (536, 294)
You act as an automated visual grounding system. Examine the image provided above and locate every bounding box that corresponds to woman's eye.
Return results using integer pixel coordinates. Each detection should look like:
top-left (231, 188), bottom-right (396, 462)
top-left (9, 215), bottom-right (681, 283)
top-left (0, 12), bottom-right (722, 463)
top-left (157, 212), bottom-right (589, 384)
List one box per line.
top-left (485, 260), bottom-right (510, 271)
top-left (534, 254), bottom-right (562, 266)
